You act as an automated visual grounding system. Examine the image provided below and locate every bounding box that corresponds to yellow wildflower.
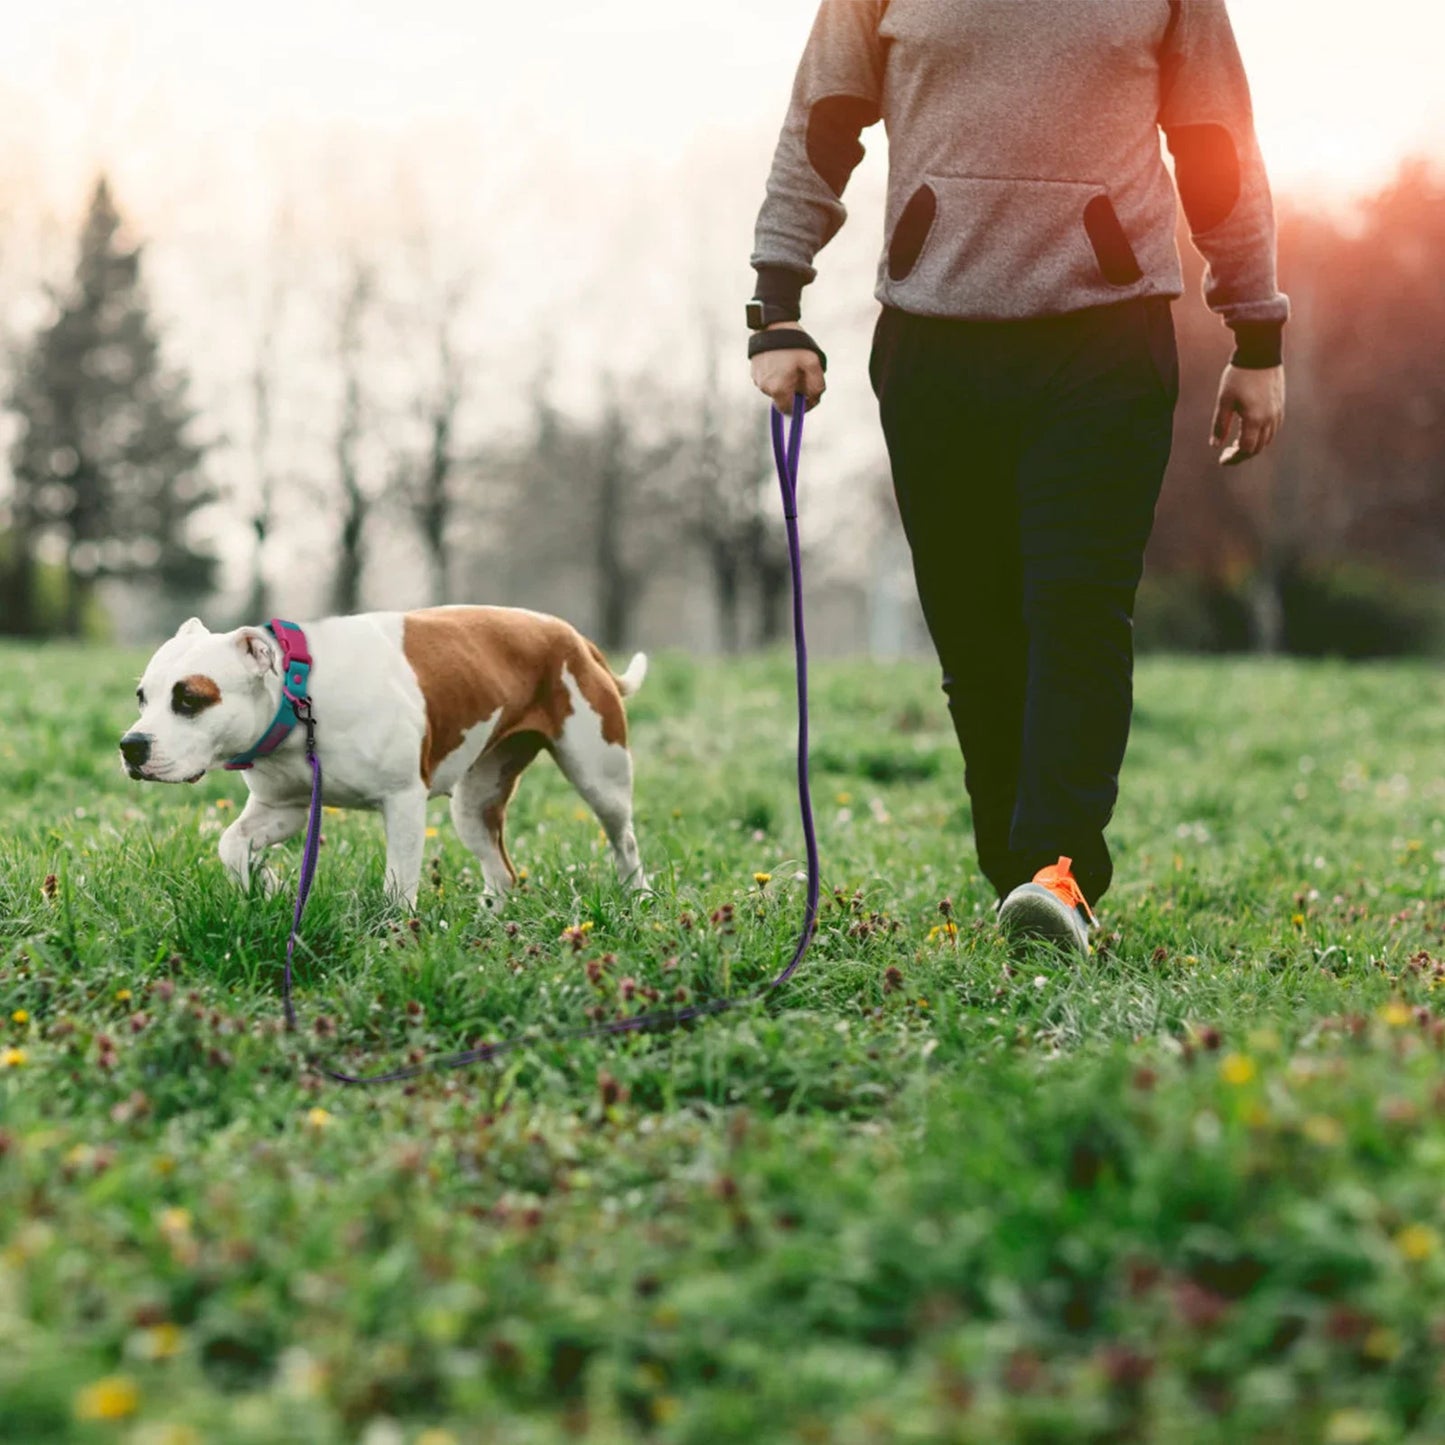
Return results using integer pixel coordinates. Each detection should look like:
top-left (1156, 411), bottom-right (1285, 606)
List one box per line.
top-left (158, 1207), bottom-right (192, 1234)
top-left (1291, 913), bottom-right (1306, 929)
top-left (425, 826), bottom-right (439, 838)
top-left (0, 1047), bottom-right (27, 1069)
top-left (753, 872), bottom-right (772, 886)
top-left (10, 1010), bottom-right (28, 1025)
top-left (652, 1396), bottom-right (681, 1424)
top-left (115, 988), bottom-right (133, 1003)
top-left (305, 1107), bottom-right (333, 1130)
top-left (74, 1375), bottom-right (140, 1421)
top-left (927, 922), bottom-right (958, 942)
top-left (1394, 1224), bottom-right (1438, 1262)
top-left (1380, 1000), bottom-right (1413, 1028)
top-left (1220, 1053), bottom-right (1256, 1086)
top-left (835, 791), bottom-right (853, 805)
top-left (214, 797), bottom-right (234, 811)
top-left (143, 1322), bottom-right (185, 1360)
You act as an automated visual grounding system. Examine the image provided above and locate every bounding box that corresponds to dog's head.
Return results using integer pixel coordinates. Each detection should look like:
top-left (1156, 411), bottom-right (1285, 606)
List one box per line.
top-left (119, 618), bottom-right (284, 784)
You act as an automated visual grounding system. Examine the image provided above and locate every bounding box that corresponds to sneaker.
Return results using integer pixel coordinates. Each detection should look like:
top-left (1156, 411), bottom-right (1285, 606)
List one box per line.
top-left (997, 856), bottom-right (1095, 958)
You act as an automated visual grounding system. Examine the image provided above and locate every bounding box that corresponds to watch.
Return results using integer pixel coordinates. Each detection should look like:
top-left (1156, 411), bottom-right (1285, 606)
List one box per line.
top-left (746, 298), bottom-right (801, 332)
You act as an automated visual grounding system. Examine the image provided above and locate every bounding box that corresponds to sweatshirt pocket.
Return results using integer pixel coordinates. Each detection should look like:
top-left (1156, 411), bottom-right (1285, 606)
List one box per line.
top-left (884, 175), bottom-right (1144, 317)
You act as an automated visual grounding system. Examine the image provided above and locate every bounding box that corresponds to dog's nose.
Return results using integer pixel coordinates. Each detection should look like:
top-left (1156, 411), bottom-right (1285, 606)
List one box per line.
top-left (119, 733), bottom-right (151, 769)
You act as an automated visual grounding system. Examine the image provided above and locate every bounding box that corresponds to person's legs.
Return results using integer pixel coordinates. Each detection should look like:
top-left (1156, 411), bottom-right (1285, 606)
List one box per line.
top-left (1009, 298), bottom-right (1178, 904)
top-left (869, 307), bottom-right (1035, 898)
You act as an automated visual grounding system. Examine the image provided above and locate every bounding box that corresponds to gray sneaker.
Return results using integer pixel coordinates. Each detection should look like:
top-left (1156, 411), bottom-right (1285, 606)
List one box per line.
top-left (997, 856), bottom-right (1095, 958)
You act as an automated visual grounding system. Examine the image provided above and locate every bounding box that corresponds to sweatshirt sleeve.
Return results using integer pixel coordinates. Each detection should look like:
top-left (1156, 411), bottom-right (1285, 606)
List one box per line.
top-left (1159, 0), bottom-right (1289, 366)
top-left (750, 0), bottom-right (887, 318)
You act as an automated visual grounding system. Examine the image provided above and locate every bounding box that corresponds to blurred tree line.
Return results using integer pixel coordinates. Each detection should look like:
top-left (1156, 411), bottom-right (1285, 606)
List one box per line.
top-left (0, 163), bottom-right (1442, 654)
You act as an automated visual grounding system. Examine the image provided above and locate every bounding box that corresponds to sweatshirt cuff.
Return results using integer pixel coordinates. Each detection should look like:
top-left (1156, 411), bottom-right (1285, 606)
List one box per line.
top-left (751, 264), bottom-right (808, 320)
top-left (1229, 320), bottom-right (1284, 369)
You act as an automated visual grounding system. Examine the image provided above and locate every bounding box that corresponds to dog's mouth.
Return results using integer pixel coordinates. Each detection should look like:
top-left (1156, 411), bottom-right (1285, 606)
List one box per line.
top-left (127, 765), bottom-right (205, 785)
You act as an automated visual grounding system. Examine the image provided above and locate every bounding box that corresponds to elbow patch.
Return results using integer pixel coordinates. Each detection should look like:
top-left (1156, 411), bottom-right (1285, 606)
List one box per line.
top-left (805, 95), bottom-right (880, 198)
top-left (1166, 124), bottom-right (1242, 233)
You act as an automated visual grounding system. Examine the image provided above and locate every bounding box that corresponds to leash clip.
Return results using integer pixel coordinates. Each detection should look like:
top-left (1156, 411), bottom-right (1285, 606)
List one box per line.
top-left (291, 696), bottom-right (317, 757)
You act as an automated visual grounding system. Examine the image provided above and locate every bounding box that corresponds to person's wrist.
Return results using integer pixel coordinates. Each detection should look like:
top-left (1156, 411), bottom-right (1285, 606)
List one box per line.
top-left (764, 319), bottom-right (807, 333)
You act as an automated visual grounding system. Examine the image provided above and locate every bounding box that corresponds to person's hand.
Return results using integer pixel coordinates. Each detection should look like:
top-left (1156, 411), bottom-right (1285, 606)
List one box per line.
top-left (750, 321), bottom-right (826, 415)
top-left (1211, 364), bottom-right (1286, 465)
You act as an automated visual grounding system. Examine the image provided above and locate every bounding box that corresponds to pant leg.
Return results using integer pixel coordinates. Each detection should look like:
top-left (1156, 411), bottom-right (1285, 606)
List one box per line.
top-left (869, 307), bottom-right (1036, 899)
top-left (1009, 299), bottom-right (1178, 902)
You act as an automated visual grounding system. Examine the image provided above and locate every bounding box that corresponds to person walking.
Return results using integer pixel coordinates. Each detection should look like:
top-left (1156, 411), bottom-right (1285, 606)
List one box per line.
top-left (747, 0), bottom-right (1287, 955)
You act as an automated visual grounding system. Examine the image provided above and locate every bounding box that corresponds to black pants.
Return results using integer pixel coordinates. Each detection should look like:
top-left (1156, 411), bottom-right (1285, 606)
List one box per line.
top-left (869, 298), bottom-right (1178, 904)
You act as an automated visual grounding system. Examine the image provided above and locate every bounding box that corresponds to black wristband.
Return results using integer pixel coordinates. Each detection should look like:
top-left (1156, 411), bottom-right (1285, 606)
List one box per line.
top-left (752, 264), bottom-right (808, 317)
top-left (746, 327), bottom-right (827, 373)
top-left (1228, 320), bottom-right (1284, 369)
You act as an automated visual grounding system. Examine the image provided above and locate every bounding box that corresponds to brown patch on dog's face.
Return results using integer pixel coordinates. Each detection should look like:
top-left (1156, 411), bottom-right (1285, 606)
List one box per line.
top-left (173, 674), bottom-right (223, 717)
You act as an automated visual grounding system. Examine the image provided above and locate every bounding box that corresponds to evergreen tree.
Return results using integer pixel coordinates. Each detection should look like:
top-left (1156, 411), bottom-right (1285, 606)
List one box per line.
top-left (5, 176), bottom-right (214, 636)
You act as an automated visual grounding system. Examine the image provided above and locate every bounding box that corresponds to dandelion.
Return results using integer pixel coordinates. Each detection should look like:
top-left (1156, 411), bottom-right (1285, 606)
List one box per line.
top-left (306, 1107), bottom-right (333, 1130)
top-left (10, 1010), bottom-right (28, 1025)
top-left (1220, 1053), bottom-right (1256, 1086)
top-left (0, 1047), bottom-right (27, 1069)
top-left (115, 988), bottom-right (133, 1003)
top-left (1380, 1000), bottom-right (1413, 1028)
top-left (1394, 1224), bottom-right (1438, 1262)
top-left (424, 826), bottom-right (439, 838)
top-left (214, 797), bottom-right (234, 811)
top-left (926, 922), bottom-right (958, 943)
top-left (158, 1207), bottom-right (192, 1235)
top-left (1291, 912), bottom-right (1306, 928)
top-left (753, 872), bottom-right (772, 886)
top-left (835, 791), bottom-right (853, 805)
top-left (74, 1375), bottom-right (140, 1421)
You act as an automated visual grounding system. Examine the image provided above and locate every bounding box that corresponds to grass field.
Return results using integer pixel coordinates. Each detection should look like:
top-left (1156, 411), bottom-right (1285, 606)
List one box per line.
top-left (2, 644), bottom-right (1444, 1444)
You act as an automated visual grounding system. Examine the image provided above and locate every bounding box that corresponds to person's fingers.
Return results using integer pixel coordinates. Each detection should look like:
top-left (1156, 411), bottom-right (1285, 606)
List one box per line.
top-left (1210, 391), bottom-right (1236, 449)
top-left (1236, 412), bottom-right (1265, 460)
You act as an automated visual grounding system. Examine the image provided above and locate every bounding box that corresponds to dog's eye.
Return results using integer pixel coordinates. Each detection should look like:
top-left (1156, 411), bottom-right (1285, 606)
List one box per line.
top-left (136, 688), bottom-right (145, 707)
top-left (171, 683), bottom-right (204, 718)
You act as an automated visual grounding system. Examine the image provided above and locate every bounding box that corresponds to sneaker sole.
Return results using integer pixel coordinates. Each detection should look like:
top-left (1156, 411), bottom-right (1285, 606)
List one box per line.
top-left (997, 884), bottom-right (1091, 958)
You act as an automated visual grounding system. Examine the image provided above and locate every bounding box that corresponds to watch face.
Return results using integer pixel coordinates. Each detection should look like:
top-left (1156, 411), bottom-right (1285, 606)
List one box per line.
top-left (746, 300), bottom-right (766, 331)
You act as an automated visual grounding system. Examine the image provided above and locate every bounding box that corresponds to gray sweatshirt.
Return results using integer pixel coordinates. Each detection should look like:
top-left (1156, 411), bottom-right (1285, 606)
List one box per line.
top-left (752, 0), bottom-right (1288, 364)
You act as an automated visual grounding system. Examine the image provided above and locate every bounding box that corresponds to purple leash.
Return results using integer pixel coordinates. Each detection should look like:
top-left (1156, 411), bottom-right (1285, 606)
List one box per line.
top-left (284, 396), bottom-right (819, 1086)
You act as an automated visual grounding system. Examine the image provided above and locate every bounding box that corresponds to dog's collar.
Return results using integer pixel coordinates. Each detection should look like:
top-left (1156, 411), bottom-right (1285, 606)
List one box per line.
top-left (223, 619), bottom-right (314, 771)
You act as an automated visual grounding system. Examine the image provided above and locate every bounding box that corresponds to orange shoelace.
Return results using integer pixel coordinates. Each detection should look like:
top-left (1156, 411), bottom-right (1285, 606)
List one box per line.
top-left (1033, 856), bottom-right (1096, 924)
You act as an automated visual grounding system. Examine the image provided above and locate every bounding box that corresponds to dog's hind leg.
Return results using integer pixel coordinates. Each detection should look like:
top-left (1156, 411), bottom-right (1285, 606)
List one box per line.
top-left (381, 784), bottom-right (429, 909)
top-left (219, 796), bottom-right (308, 893)
top-left (450, 733), bottom-right (544, 904)
top-left (549, 700), bottom-right (646, 893)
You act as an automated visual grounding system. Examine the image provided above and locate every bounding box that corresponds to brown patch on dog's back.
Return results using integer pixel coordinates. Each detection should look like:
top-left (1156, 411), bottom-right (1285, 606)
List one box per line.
top-left (403, 608), bottom-right (631, 785)
top-left (177, 675), bottom-right (222, 711)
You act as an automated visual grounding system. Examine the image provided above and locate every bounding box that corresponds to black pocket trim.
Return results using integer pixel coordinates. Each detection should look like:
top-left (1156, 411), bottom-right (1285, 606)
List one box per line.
top-left (1083, 195), bottom-right (1144, 286)
top-left (887, 184), bottom-right (937, 282)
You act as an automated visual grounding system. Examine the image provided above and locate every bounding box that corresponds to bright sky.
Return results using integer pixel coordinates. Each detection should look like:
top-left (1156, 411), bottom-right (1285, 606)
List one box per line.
top-left (5, 0), bottom-right (1443, 223)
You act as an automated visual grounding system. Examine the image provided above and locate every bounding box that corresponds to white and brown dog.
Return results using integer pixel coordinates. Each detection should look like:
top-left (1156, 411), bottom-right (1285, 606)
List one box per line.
top-left (119, 608), bottom-right (648, 907)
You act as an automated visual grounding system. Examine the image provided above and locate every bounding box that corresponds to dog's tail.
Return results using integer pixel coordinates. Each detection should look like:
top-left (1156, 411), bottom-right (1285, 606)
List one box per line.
top-left (615, 651), bottom-right (648, 698)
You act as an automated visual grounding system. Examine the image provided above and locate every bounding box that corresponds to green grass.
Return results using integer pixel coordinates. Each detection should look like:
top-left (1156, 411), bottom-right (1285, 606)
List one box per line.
top-left (2, 645), bottom-right (1444, 1444)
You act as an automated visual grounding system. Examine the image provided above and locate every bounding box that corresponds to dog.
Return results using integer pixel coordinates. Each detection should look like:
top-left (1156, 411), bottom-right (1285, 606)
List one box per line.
top-left (119, 607), bottom-right (648, 908)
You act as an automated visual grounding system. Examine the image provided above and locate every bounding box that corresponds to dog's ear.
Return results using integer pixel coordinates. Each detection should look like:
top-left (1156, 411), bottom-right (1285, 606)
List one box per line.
top-left (236, 627), bottom-right (280, 676)
top-left (176, 617), bottom-right (209, 639)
